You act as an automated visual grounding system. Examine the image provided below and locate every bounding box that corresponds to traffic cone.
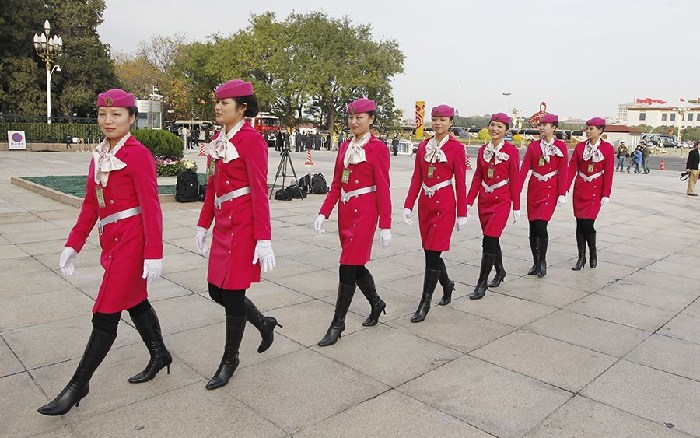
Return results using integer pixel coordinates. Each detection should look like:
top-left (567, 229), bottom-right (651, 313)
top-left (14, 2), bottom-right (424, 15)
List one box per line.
top-left (659, 160), bottom-right (665, 171)
top-left (305, 149), bottom-right (314, 166)
top-left (199, 143), bottom-right (206, 157)
top-left (465, 154), bottom-right (472, 170)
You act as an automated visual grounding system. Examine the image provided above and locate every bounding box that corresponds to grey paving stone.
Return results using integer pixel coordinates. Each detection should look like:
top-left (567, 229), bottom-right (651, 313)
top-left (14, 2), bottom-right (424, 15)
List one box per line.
top-left (526, 395), bottom-right (689, 438)
top-left (146, 294), bottom-right (223, 335)
top-left (497, 276), bottom-right (589, 308)
top-left (313, 324), bottom-right (461, 387)
top-left (296, 389), bottom-right (491, 437)
top-left (471, 331), bottom-right (617, 392)
top-left (624, 269), bottom-right (699, 294)
top-left (158, 251), bottom-right (208, 274)
top-left (31, 341), bottom-right (203, 425)
top-left (541, 260), bottom-right (632, 293)
top-left (0, 338), bottom-right (24, 377)
top-left (0, 288), bottom-right (95, 331)
top-left (243, 279), bottom-right (313, 311)
top-left (231, 349), bottom-right (389, 434)
top-left (161, 268), bottom-right (208, 295)
top-left (646, 259), bottom-right (700, 280)
top-left (582, 360), bottom-right (700, 436)
top-left (451, 291), bottom-right (555, 327)
top-left (523, 309), bottom-right (650, 357)
top-left (626, 334), bottom-right (700, 380)
top-left (658, 313), bottom-right (700, 344)
top-left (279, 268), bottom-right (337, 299)
top-left (565, 294), bottom-right (676, 331)
top-left (598, 279), bottom-right (699, 312)
top-left (321, 286), bottom-right (418, 323)
top-left (0, 243), bottom-right (28, 259)
top-left (399, 355), bottom-right (570, 438)
top-left (389, 305), bottom-right (514, 353)
top-left (74, 382), bottom-right (286, 437)
top-left (683, 299), bottom-right (700, 317)
top-left (0, 372), bottom-right (64, 437)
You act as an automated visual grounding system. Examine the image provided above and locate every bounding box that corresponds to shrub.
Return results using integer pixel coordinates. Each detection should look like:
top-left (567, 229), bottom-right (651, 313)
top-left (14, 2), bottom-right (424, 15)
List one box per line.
top-left (155, 158), bottom-right (197, 177)
top-left (132, 129), bottom-right (184, 160)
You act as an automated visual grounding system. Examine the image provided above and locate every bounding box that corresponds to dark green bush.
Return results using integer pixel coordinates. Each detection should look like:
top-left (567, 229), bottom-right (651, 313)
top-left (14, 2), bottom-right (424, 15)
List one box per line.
top-left (132, 129), bottom-right (184, 160)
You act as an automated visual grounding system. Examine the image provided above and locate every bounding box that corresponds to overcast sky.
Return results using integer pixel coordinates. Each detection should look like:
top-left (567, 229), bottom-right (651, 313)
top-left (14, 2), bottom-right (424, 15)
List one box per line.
top-left (99, 0), bottom-right (697, 120)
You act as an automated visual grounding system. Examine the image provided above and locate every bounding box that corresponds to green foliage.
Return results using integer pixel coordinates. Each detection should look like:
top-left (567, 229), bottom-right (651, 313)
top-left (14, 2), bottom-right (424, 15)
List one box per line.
top-left (454, 114), bottom-right (490, 129)
top-left (131, 129), bottom-right (183, 160)
top-left (0, 120), bottom-right (101, 143)
top-left (478, 128), bottom-right (491, 141)
top-left (681, 127), bottom-right (700, 142)
top-left (155, 160), bottom-right (197, 177)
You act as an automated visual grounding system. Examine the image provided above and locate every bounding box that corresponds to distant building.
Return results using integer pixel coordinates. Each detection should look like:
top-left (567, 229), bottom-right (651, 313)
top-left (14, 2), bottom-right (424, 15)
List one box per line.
top-left (602, 124), bottom-right (642, 148)
top-left (618, 101), bottom-right (700, 129)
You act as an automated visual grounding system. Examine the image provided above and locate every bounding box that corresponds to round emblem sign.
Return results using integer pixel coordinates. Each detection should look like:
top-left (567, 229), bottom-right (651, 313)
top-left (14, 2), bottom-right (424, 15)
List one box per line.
top-left (11, 132), bottom-right (23, 142)
top-left (105, 97), bottom-right (113, 106)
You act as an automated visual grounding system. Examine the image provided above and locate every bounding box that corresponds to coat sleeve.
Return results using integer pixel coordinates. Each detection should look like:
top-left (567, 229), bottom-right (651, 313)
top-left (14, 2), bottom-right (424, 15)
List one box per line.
top-left (65, 161), bottom-right (98, 253)
top-left (319, 143), bottom-right (345, 218)
top-left (602, 144), bottom-right (614, 199)
top-left (131, 148), bottom-right (164, 260)
top-left (244, 134), bottom-right (272, 241)
top-left (373, 143), bottom-right (392, 230)
top-left (403, 144), bottom-right (424, 210)
top-left (557, 142), bottom-right (569, 196)
top-left (453, 143), bottom-right (468, 217)
top-left (567, 144), bottom-right (580, 192)
top-left (466, 148), bottom-right (483, 206)
top-left (509, 148), bottom-right (521, 211)
top-left (197, 156), bottom-right (216, 229)
top-left (519, 143), bottom-right (534, 190)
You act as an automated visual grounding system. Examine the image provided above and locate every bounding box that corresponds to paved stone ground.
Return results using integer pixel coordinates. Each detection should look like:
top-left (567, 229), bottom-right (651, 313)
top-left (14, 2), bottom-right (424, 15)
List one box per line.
top-left (1, 147), bottom-right (699, 437)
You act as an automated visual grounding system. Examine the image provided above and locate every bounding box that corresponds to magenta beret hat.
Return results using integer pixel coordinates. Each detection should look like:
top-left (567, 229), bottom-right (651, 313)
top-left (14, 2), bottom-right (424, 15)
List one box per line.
top-left (97, 89), bottom-right (136, 108)
top-left (431, 104), bottom-right (455, 117)
top-left (541, 113), bottom-right (558, 124)
top-left (586, 117), bottom-right (606, 126)
top-left (347, 98), bottom-right (376, 114)
top-left (215, 79), bottom-right (255, 99)
top-left (490, 112), bottom-right (511, 125)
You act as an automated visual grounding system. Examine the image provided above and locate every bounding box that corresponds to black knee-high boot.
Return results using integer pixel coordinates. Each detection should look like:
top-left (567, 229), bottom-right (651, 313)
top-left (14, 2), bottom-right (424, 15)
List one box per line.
top-left (587, 233), bottom-right (597, 268)
top-left (411, 268), bottom-right (440, 322)
top-left (244, 297), bottom-right (282, 353)
top-left (38, 329), bottom-right (116, 415)
top-left (128, 307), bottom-right (172, 384)
top-left (437, 260), bottom-right (455, 306)
top-left (206, 315), bottom-right (246, 390)
top-left (527, 235), bottom-right (539, 275)
top-left (356, 272), bottom-right (386, 327)
top-left (488, 248), bottom-right (506, 287)
top-left (470, 252), bottom-right (496, 300)
top-left (537, 237), bottom-right (548, 278)
top-left (572, 233), bottom-right (587, 271)
top-left (318, 283), bottom-right (355, 347)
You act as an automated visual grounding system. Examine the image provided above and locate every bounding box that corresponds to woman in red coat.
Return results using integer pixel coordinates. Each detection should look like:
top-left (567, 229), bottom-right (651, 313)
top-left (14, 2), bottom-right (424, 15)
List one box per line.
top-left (195, 79), bottom-right (279, 390)
top-left (39, 89), bottom-right (169, 416)
top-left (518, 113), bottom-right (569, 277)
top-left (466, 113), bottom-right (521, 300)
top-left (403, 104), bottom-right (467, 322)
top-left (314, 98), bottom-right (392, 346)
top-left (567, 117), bottom-right (614, 270)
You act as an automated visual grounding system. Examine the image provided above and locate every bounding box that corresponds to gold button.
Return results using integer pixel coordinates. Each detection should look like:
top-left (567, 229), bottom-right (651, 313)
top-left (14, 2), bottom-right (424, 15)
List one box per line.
top-left (109, 200), bottom-right (114, 205)
top-left (114, 237), bottom-right (118, 242)
top-left (225, 180), bottom-right (230, 185)
top-left (354, 180), bottom-right (359, 184)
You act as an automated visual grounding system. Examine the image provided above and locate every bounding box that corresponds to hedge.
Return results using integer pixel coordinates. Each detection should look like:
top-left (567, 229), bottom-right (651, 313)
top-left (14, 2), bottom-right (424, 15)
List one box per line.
top-left (131, 129), bottom-right (184, 160)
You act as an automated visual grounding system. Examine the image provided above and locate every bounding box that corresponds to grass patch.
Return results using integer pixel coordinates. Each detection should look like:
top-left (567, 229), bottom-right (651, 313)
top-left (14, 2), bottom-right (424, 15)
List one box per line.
top-left (23, 174), bottom-right (209, 198)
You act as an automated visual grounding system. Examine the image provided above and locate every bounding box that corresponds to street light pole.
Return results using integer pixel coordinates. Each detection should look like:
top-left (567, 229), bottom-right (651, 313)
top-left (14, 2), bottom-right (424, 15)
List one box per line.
top-left (33, 20), bottom-right (62, 124)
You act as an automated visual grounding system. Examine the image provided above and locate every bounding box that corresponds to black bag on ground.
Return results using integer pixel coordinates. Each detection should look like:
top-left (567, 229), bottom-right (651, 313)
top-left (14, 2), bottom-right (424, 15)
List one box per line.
top-left (175, 170), bottom-right (199, 202)
top-left (310, 173), bottom-right (329, 194)
top-left (198, 182), bottom-right (207, 202)
top-left (274, 188), bottom-right (292, 201)
top-left (298, 173), bottom-right (311, 192)
top-left (286, 184), bottom-right (307, 199)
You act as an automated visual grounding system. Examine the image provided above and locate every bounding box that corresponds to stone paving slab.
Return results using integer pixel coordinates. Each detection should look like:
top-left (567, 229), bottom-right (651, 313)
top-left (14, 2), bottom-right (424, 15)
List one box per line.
top-left (626, 334), bottom-right (700, 381)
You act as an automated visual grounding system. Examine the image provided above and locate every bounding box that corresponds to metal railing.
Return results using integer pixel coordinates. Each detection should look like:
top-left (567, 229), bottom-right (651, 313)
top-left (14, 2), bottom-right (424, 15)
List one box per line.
top-left (0, 113), bottom-right (102, 144)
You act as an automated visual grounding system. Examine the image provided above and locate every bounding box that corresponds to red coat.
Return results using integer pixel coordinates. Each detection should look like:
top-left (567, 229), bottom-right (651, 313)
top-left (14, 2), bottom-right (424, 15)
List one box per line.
top-left (198, 122), bottom-right (271, 290)
top-left (66, 136), bottom-right (163, 314)
top-left (404, 136), bottom-right (467, 251)
top-left (519, 139), bottom-right (569, 221)
top-left (567, 141), bottom-right (614, 219)
top-left (466, 142), bottom-right (521, 238)
top-left (319, 137), bottom-right (391, 265)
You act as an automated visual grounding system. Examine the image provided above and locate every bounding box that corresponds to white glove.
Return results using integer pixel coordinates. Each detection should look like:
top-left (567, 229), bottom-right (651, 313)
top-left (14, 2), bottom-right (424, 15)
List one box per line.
top-left (557, 195), bottom-right (566, 206)
top-left (402, 208), bottom-right (413, 225)
top-left (252, 240), bottom-right (276, 273)
top-left (455, 216), bottom-right (468, 231)
top-left (601, 197), bottom-right (609, 206)
top-left (314, 214), bottom-right (326, 233)
top-left (195, 226), bottom-right (209, 255)
top-left (59, 247), bottom-right (77, 276)
top-left (379, 229), bottom-right (392, 247)
top-left (512, 210), bottom-right (521, 224)
top-left (142, 259), bottom-right (163, 282)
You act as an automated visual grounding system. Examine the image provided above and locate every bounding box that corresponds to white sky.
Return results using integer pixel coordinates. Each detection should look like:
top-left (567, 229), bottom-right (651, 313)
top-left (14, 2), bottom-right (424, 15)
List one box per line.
top-left (99, 0), bottom-right (698, 120)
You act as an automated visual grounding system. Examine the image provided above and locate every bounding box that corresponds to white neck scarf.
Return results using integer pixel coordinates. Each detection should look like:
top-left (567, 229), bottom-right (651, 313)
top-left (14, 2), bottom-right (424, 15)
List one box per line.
top-left (343, 132), bottom-right (370, 167)
top-left (583, 139), bottom-right (604, 163)
top-left (93, 133), bottom-right (129, 186)
top-left (540, 137), bottom-right (563, 163)
top-left (484, 140), bottom-right (509, 165)
top-left (424, 135), bottom-right (449, 163)
top-left (209, 120), bottom-right (244, 163)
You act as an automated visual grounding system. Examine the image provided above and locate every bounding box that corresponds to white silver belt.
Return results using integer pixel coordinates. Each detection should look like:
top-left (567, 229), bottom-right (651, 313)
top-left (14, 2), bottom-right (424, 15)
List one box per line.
top-left (577, 170), bottom-right (604, 182)
top-left (97, 206), bottom-right (141, 234)
top-left (422, 179), bottom-right (453, 198)
top-left (532, 170), bottom-right (559, 182)
top-left (215, 186), bottom-right (251, 209)
top-left (341, 185), bottom-right (376, 203)
top-left (481, 178), bottom-right (509, 193)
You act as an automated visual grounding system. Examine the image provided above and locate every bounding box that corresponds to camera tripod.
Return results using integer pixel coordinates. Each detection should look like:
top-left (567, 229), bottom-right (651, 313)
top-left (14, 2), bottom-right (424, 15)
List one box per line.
top-left (269, 149), bottom-right (300, 199)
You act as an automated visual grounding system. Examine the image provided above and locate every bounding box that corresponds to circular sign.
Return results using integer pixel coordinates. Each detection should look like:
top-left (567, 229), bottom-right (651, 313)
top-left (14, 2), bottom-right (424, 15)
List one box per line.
top-left (11, 132), bottom-right (23, 142)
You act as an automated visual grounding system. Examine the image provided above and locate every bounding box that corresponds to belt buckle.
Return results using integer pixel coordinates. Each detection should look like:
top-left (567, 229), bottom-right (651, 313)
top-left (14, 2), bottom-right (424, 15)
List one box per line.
top-left (98, 222), bottom-right (104, 235)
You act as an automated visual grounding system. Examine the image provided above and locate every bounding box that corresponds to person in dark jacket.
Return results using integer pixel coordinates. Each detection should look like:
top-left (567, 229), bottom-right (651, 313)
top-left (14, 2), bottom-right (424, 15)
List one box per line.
top-left (686, 141), bottom-right (700, 196)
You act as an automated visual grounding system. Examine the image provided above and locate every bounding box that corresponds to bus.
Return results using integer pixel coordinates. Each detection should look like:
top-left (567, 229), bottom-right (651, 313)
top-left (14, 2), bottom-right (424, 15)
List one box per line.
top-left (171, 120), bottom-right (216, 141)
top-left (252, 112), bottom-right (281, 147)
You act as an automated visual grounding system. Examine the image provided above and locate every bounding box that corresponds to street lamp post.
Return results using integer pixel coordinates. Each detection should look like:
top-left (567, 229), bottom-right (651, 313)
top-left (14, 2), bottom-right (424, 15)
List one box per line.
top-left (33, 20), bottom-right (62, 124)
